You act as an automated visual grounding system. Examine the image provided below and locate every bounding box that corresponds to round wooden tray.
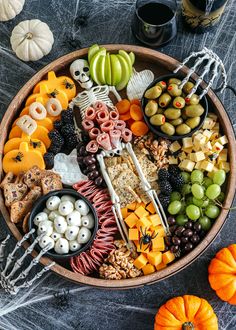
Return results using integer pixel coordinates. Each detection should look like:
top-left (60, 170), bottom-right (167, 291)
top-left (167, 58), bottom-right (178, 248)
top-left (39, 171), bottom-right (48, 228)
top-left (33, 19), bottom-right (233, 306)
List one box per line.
top-left (0, 45), bottom-right (235, 289)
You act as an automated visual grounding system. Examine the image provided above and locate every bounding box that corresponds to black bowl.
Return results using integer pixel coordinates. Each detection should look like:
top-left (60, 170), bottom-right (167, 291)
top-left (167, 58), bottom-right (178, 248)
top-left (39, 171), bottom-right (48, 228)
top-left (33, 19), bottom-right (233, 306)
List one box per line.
top-left (28, 189), bottom-right (98, 260)
top-left (141, 73), bottom-right (208, 140)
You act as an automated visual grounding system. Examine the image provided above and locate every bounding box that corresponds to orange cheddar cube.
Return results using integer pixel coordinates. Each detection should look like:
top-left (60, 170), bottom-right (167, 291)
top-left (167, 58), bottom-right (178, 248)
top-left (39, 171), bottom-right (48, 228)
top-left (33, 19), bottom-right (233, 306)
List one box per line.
top-left (129, 228), bottom-right (139, 241)
top-left (162, 251), bottom-right (175, 264)
top-left (148, 214), bottom-right (161, 226)
top-left (152, 237), bottom-right (165, 252)
top-left (121, 208), bottom-right (128, 219)
top-left (136, 217), bottom-right (152, 231)
top-left (142, 263), bottom-right (155, 275)
top-left (147, 251), bottom-right (162, 266)
top-left (133, 253), bottom-right (148, 270)
top-left (127, 202), bottom-right (137, 211)
top-left (156, 262), bottom-right (167, 271)
top-left (124, 213), bottom-right (139, 228)
top-left (135, 205), bottom-right (149, 218)
top-left (146, 202), bottom-right (156, 214)
top-left (154, 225), bottom-right (166, 237)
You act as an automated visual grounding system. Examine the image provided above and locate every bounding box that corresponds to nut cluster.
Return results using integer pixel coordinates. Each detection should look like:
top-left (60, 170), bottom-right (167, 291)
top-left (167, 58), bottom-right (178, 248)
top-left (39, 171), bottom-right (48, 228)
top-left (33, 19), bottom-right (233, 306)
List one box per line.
top-left (99, 240), bottom-right (142, 280)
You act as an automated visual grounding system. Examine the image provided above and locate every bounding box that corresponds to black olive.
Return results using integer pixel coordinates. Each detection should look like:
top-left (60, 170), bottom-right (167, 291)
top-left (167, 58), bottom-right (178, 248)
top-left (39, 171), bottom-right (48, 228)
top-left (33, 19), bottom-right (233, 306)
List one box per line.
top-left (191, 235), bottom-right (200, 244)
top-left (183, 229), bottom-right (193, 237)
top-left (95, 176), bottom-right (103, 186)
top-left (185, 221), bottom-right (193, 229)
top-left (174, 226), bottom-right (185, 237)
top-left (87, 164), bottom-right (97, 172)
top-left (168, 217), bottom-right (176, 225)
top-left (172, 236), bottom-right (181, 246)
top-left (170, 245), bottom-right (179, 253)
top-left (181, 236), bottom-right (188, 244)
top-left (88, 170), bottom-right (99, 180)
top-left (193, 223), bottom-right (202, 232)
top-left (184, 242), bottom-right (193, 251)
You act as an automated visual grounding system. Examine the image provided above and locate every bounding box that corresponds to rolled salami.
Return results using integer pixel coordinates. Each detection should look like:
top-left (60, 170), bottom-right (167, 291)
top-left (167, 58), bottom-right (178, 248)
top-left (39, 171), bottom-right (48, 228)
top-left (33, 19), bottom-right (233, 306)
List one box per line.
top-left (82, 119), bottom-right (94, 131)
top-left (85, 107), bottom-right (96, 121)
top-left (86, 140), bottom-right (99, 153)
top-left (96, 132), bottom-right (112, 150)
top-left (109, 110), bottom-right (119, 121)
top-left (96, 110), bottom-right (109, 125)
top-left (121, 128), bottom-right (132, 142)
top-left (89, 127), bottom-right (101, 140)
top-left (109, 129), bottom-right (121, 148)
top-left (114, 120), bottom-right (126, 132)
top-left (100, 120), bottom-right (115, 132)
top-left (93, 101), bottom-right (108, 112)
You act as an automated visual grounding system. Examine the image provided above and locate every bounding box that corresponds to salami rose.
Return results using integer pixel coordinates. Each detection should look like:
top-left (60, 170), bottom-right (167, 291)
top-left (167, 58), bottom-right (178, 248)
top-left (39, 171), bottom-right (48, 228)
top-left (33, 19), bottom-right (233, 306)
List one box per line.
top-left (109, 110), bottom-right (119, 121)
top-left (89, 127), bottom-right (101, 140)
top-left (96, 132), bottom-right (112, 150)
top-left (109, 129), bottom-right (121, 148)
top-left (86, 140), bottom-right (99, 153)
top-left (82, 119), bottom-right (94, 131)
top-left (93, 101), bottom-right (108, 112)
top-left (100, 120), bottom-right (115, 132)
top-left (96, 110), bottom-right (109, 125)
top-left (85, 107), bottom-right (96, 120)
top-left (114, 120), bottom-right (126, 132)
top-left (122, 128), bottom-right (132, 142)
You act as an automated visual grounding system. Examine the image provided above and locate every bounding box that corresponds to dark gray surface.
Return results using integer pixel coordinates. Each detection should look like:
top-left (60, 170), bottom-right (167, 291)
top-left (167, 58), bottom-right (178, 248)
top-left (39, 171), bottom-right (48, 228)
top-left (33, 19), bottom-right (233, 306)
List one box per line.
top-left (0, 1), bottom-right (236, 329)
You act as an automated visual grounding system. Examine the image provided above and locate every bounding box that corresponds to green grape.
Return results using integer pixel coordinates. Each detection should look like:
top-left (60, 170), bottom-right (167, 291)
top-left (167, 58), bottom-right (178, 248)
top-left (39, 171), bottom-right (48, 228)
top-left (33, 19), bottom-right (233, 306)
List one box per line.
top-left (191, 183), bottom-right (205, 199)
top-left (182, 184), bottom-right (191, 195)
top-left (179, 201), bottom-right (186, 214)
top-left (206, 184), bottom-right (221, 200)
top-left (192, 197), bottom-right (204, 207)
top-left (186, 196), bottom-right (194, 205)
top-left (217, 192), bottom-right (225, 203)
top-left (205, 205), bottom-right (220, 219)
top-left (213, 170), bottom-right (226, 186)
top-left (202, 197), bottom-right (210, 208)
top-left (181, 172), bottom-right (191, 183)
top-left (186, 204), bottom-right (201, 221)
top-left (203, 177), bottom-right (213, 188)
top-left (198, 216), bottom-right (212, 231)
top-left (170, 191), bottom-right (182, 202)
top-left (168, 201), bottom-right (182, 215)
top-left (176, 214), bottom-right (188, 226)
top-left (191, 170), bottom-right (204, 184)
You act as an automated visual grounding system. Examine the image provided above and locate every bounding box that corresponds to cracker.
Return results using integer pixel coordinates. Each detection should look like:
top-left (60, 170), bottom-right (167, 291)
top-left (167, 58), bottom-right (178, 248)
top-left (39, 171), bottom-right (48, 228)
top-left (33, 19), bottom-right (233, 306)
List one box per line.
top-left (115, 187), bottom-right (136, 208)
top-left (41, 172), bottom-right (62, 195)
top-left (107, 163), bottom-right (128, 182)
top-left (104, 157), bottom-right (117, 167)
top-left (135, 185), bottom-right (150, 205)
top-left (126, 186), bottom-right (141, 203)
top-left (14, 172), bottom-right (25, 184)
top-left (23, 166), bottom-right (43, 188)
top-left (0, 172), bottom-right (15, 189)
top-left (3, 182), bottom-right (28, 207)
top-left (112, 169), bottom-right (139, 190)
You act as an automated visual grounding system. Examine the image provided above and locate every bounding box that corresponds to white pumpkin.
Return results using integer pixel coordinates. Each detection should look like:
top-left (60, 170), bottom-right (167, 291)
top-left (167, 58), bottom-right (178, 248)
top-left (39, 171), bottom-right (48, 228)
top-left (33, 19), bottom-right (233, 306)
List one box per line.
top-left (10, 19), bottom-right (54, 62)
top-left (0, 0), bottom-right (25, 22)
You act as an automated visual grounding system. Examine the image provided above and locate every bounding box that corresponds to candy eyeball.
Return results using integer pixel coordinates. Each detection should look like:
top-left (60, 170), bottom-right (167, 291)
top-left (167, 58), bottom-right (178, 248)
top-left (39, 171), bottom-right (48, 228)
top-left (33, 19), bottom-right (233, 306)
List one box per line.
top-left (46, 196), bottom-right (61, 211)
top-left (37, 220), bottom-right (53, 236)
top-left (54, 238), bottom-right (69, 254)
top-left (75, 199), bottom-right (89, 215)
top-left (65, 226), bottom-right (79, 241)
top-left (58, 201), bottom-right (74, 216)
top-left (61, 195), bottom-right (76, 204)
top-left (51, 232), bottom-right (62, 241)
top-left (66, 211), bottom-right (81, 227)
top-left (54, 216), bottom-right (67, 234)
top-left (48, 210), bottom-right (60, 220)
top-left (39, 235), bottom-right (55, 250)
top-left (77, 227), bottom-right (91, 244)
top-left (69, 240), bottom-right (82, 252)
top-left (81, 213), bottom-right (94, 229)
top-left (33, 212), bottom-right (48, 226)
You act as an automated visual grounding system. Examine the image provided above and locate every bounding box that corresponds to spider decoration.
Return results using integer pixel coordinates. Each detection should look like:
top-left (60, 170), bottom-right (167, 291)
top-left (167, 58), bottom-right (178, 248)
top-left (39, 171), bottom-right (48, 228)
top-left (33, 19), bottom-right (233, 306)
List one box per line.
top-left (139, 227), bottom-right (158, 250)
top-left (12, 152), bottom-right (24, 163)
top-left (62, 79), bottom-right (75, 90)
top-left (53, 289), bottom-right (71, 309)
top-left (30, 140), bottom-right (41, 149)
top-left (47, 89), bottom-right (59, 98)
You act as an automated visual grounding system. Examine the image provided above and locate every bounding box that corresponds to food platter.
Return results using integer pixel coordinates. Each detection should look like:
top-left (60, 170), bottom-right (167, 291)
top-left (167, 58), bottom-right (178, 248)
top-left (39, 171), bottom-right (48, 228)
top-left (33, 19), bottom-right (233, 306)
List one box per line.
top-left (0, 45), bottom-right (235, 289)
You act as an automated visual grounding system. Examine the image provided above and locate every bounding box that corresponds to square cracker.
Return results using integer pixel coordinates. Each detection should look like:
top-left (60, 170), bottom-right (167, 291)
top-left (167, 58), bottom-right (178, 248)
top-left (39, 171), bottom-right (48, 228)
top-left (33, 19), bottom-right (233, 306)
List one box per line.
top-left (23, 166), bottom-right (43, 188)
top-left (3, 182), bottom-right (28, 207)
top-left (41, 172), bottom-right (62, 195)
top-left (112, 169), bottom-right (139, 190)
top-left (107, 163), bottom-right (128, 182)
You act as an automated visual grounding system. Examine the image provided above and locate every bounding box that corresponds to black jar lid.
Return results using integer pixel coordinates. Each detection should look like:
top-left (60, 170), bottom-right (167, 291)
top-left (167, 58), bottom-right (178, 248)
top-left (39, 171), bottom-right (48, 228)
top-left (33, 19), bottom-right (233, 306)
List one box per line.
top-left (189, 0), bottom-right (227, 13)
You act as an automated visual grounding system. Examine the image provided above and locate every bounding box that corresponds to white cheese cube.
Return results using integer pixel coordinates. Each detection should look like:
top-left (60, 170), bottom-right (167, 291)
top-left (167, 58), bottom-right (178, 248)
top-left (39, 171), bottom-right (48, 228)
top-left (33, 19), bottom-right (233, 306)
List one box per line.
top-left (210, 132), bottom-right (220, 141)
top-left (195, 161), bottom-right (203, 170)
top-left (189, 153), bottom-right (196, 162)
top-left (203, 130), bottom-right (213, 140)
top-left (212, 142), bottom-right (224, 153)
top-left (207, 166), bottom-right (220, 178)
top-left (193, 151), bottom-right (206, 162)
top-left (212, 122), bottom-right (220, 132)
top-left (182, 137), bottom-right (193, 148)
top-left (168, 156), bottom-right (178, 164)
top-left (201, 141), bottom-right (212, 153)
top-left (179, 159), bottom-right (195, 172)
top-left (200, 160), bottom-right (214, 172)
top-left (194, 133), bottom-right (206, 146)
top-left (169, 141), bottom-right (181, 153)
top-left (202, 117), bottom-right (215, 130)
top-left (219, 161), bottom-right (230, 173)
top-left (217, 149), bottom-right (227, 163)
top-left (179, 152), bottom-right (187, 161)
top-left (208, 112), bottom-right (218, 121)
top-left (182, 147), bottom-right (193, 154)
top-left (217, 135), bottom-right (228, 145)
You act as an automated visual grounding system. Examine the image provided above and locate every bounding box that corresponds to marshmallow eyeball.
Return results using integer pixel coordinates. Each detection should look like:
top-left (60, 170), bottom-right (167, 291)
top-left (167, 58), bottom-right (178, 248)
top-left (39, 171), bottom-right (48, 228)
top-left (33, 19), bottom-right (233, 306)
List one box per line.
top-left (55, 238), bottom-right (69, 254)
top-left (54, 216), bottom-right (67, 234)
top-left (51, 232), bottom-right (62, 241)
top-left (77, 227), bottom-right (91, 244)
top-left (39, 235), bottom-right (55, 249)
top-left (46, 196), bottom-right (61, 211)
top-left (81, 213), bottom-right (94, 229)
top-left (58, 201), bottom-right (74, 216)
top-left (48, 210), bottom-right (60, 220)
top-left (65, 226), bottom-right (79, 241)
top-left (69, 240), bottom-right (82, 252)
top-left (66, 211), bottom-right (81, 226)
top-left (33, 212), bottom-right (48, 226)
top-left (61, 195), bottom-right (76, 204)
top-left (75, 199), bottom-right (89, 215)
top-left (37, 220), bottom-right (53, 236)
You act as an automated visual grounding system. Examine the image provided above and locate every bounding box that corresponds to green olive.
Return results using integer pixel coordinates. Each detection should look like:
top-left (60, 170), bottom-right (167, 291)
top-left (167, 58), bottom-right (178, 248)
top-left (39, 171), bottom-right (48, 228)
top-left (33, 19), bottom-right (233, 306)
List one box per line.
top-left (183, 82), bottom-right (194, 94)
top-left (145, 86), bottom-right (162, 99)
top-left (168, 78), bottom-right (182, 86)
top-left (181, 108), bottom-right (188, 120)
top-left (167, 83), bottom-right (182, 97)
top-left (176, 123), bottom-right (191, 135)
top-left (185, 104), bottom-right (205, 117)
top-left (159, 93), bottom-right (172, 108)
top-left (160, 122), bottom-right (175, 136)
top-left (164, 108), bottom-right (181, 120)
top-left (156, 108), bottom-right (164, 114)
top-left (185, 116), bottom-right (201, 129)
top-left (156, 81), bottom-right (167, 91)
top-left (185, 94), bottom-right (200, 105)
top-left (150, 114), bottom-right (165, 126)
top-left (173, 96), bottom-right (185, 109)
top-left (170, 117), bottom-right (183, 126)
top-left (145, 100), bottom-right (158, 117)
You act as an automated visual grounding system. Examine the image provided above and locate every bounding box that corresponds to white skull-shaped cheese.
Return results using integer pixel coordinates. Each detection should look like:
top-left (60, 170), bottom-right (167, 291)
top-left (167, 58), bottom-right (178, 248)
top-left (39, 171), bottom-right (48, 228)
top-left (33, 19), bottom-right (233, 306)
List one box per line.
top-left (54, 216), bottom-right (67, 234)
top-left (69, 240), bottom-right (82, 252)
top-left (65, 226), bottom-right (79, 241)
top-left (46, 196), bottom-right (61, 211)
top-left (66, 210), bottom-right (81, 227)
top-left (81, 213), bottom-right (94, 229)
top-left (39, 235), bottom-right (55, 250)
top-left (61, 195), bottom-right (76, 204)
top-left (55, 238), bottom-right (69, 254)
top-left (75, 199), bottom-right (89, 216)
top-left (33, 212), bottom-right (48, 226)
top-left (37, 220), bottom-right (53, 236)
top-left (48, 210), bottom-right (60, 220)
top-left (70, 59), bottom-right (93, 90)
top-left (77, 227), bottom-right (91, 244)
top-left (51, 231), bottom-right (62, 241)
top-left (58, 201), bottom-right (74, 216)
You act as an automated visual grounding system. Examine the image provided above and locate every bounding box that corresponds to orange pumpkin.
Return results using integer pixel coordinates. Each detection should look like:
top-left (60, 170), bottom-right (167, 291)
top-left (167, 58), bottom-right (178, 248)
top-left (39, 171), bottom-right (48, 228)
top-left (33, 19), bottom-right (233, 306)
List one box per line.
top-left (154, 295), bottom-right (218, 330)
top-left (208, 244), bottom-right (236, 305)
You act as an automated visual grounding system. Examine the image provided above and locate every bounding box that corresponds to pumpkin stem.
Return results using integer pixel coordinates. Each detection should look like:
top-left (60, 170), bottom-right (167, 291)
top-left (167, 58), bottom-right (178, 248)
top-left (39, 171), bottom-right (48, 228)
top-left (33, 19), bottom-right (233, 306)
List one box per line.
top-left (182, 322), bottom-right (194, 330)
top-left (25, 32), bottom-right (33, 39)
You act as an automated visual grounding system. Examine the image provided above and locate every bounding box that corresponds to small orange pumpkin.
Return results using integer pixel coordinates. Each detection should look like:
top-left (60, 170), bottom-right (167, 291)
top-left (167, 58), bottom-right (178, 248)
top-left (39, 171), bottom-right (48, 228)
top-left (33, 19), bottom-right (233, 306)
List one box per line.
top-left (154, 295), bottom-right (218, 330)
top-left (208, 244), bottom-right (236, 305)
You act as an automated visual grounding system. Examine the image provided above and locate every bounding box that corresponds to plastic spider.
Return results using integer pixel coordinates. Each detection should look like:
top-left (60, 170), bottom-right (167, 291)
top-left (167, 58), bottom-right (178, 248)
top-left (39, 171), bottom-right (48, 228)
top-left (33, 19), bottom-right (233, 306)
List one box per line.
top-left (139, 227), bottom-right (158, 250)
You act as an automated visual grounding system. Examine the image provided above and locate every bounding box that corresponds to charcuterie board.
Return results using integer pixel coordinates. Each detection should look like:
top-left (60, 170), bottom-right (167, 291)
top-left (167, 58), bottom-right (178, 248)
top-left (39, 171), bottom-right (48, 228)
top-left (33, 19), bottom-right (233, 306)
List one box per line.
top-left (0, 45), bottom-right (235, 289)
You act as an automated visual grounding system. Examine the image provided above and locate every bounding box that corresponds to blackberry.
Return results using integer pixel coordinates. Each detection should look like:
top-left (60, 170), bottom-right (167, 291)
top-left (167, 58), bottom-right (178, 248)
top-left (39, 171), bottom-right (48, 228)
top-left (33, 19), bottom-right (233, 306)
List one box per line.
top-left (158, 168), bottom-right (169, 181)
top-left (48, 143), bottom-right (62, 155)
top-left (168, 165), bottom-right (180, 177)
top-left (44, 152), bottom-right (54, 169)
top-left (61, 123), bottom-right (75, 138)
top-left (65, 134), bottom-right (78, 150)
top-left (61, 109), bottom-right (73, 124)
top-left (159, 180), bottom-right (172, 195)
top-left (169, 174), bottom-right (185, 190)
top-left (54, 120), bottom-right (62, 131)
top-left (158, 194), bottom-right (170, 209)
